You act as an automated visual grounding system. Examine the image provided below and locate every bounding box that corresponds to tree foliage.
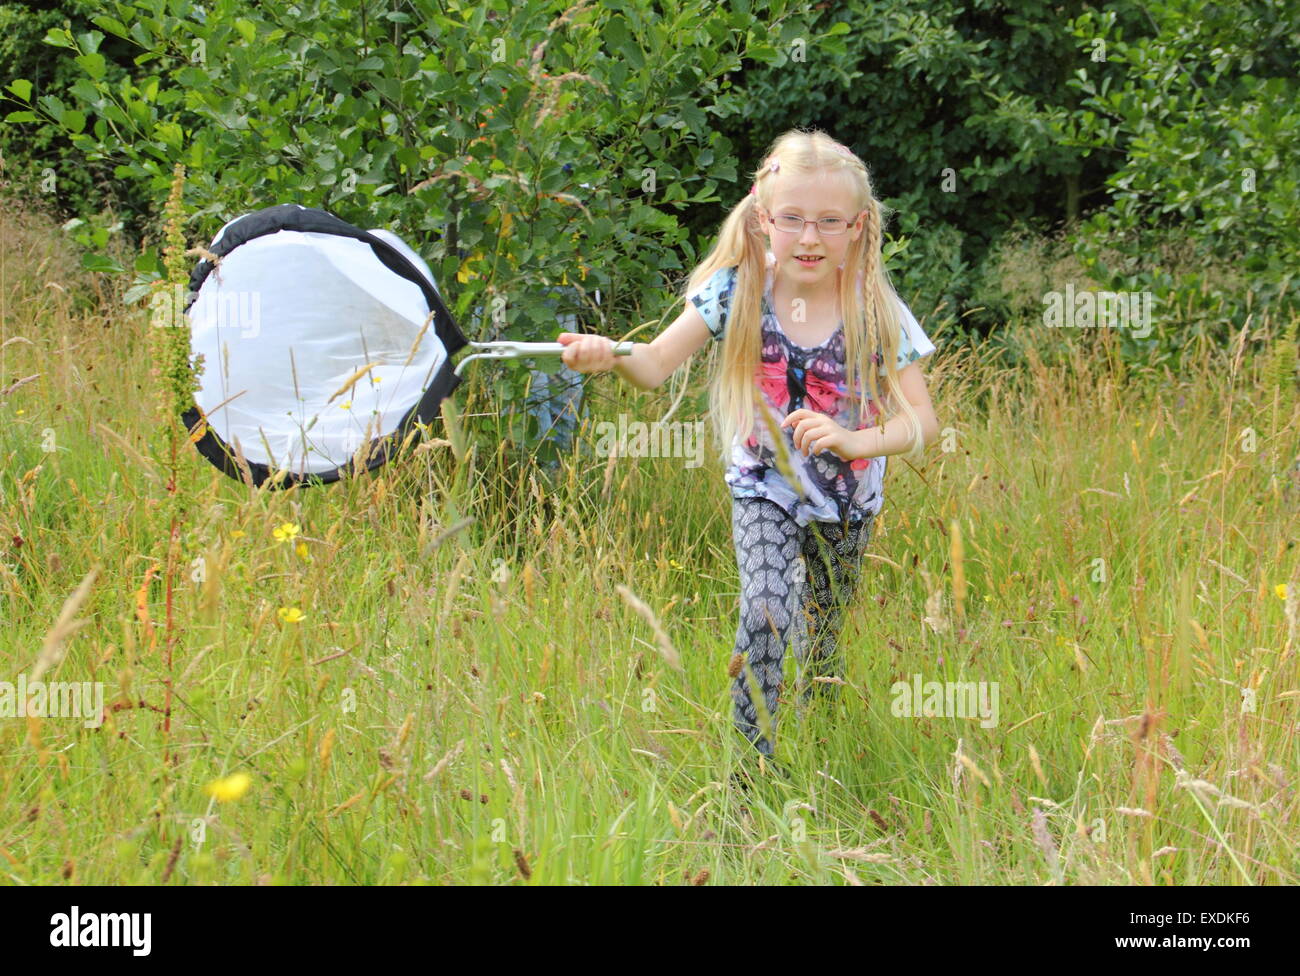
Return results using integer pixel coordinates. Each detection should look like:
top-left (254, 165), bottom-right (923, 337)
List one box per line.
top-left (3, 0), bottom-right (1295, 376)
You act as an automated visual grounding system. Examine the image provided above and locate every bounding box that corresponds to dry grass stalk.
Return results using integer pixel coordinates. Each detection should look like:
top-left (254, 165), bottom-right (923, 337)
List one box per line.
top-left (31, 567), bottom-right (99, 682)
top-left (615, 583), bottom-right (682, 672)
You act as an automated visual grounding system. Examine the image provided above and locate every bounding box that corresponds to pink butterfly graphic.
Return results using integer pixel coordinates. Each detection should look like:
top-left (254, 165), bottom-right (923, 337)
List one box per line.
top-left (803, 371), bottom-right (842, 416)
top-left (757, 358), bottom-right (790, 412)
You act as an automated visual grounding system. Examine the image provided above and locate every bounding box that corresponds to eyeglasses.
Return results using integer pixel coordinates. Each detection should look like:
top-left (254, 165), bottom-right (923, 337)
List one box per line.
top-left (768, 213), bottom-right (855, 236)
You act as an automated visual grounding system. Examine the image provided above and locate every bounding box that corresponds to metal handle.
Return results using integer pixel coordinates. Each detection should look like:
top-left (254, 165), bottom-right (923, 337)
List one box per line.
top-left (454, 340), bottom-right (634, 376)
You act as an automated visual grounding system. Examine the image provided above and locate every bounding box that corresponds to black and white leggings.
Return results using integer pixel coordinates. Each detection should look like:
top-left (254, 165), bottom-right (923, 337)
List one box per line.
top-left (728, 495), bottom-right (874, 755)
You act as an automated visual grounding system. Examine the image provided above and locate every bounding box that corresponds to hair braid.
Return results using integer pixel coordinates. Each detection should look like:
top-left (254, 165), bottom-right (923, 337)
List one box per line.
top-left (857, 197), bottom-right (883, 394)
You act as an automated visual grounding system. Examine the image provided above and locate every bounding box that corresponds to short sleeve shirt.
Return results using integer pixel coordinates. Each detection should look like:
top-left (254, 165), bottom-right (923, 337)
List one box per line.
top-left (688, 263), bottom-right (935, 527)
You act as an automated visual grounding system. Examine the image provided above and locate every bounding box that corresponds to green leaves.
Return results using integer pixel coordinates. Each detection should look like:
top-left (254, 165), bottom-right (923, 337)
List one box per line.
top-left (91, 14), bottom-right (132, 40)
top-left (75, 52), bottom-right (107, 81)
top-left (33, 0), bottom-right (765, 402)
top-left (1060, 0), bottom-right (1300, 329)
top-left (31, 0), bottom-right (1286, 386)
top-left (43, 27), bottom-right (76, 49)
top-left (81, 251), bottom-right (126, 273)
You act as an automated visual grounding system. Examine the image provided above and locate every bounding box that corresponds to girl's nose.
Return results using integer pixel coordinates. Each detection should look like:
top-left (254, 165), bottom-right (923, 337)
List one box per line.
top-left (799, 222), bottom-right (820, 244)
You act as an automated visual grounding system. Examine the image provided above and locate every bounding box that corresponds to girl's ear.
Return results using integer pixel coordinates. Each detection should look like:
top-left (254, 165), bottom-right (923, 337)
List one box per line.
top-left (850, 209), bottom-right (867, 240)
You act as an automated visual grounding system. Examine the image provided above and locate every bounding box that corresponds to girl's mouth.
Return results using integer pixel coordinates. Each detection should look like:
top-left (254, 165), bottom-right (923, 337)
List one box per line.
top-left (795, 255), bottom-right (824, 266)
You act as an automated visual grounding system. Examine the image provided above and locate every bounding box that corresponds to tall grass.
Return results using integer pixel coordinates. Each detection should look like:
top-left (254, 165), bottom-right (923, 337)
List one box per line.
top-left (0, 195), bottom-right (1296, 885)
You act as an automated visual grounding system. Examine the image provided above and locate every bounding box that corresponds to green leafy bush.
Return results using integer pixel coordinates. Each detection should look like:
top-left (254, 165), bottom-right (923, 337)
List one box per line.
top-left (5, 0), bottom-right (851, 445)
top-left (1057, 0), bottom-right (1300, 360)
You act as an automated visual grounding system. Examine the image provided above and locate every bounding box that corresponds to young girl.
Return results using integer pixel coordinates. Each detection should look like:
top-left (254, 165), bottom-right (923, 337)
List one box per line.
top-left (558, 129), bottom-right (940, 763)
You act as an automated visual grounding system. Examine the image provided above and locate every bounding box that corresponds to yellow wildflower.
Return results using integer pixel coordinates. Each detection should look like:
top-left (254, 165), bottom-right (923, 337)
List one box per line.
top-left (278, 606), bottom-right (305, 623)
top-left (204, 771), bottom-right (252, 803)
top-left (273, 523), bottom-right (300, 543)
top-left (1276, 583), bottom-right (1290, 600)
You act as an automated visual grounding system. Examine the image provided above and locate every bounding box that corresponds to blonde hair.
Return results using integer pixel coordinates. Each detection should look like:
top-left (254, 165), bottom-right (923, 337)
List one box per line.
top-left (678, 128), bottom-right (925, 470)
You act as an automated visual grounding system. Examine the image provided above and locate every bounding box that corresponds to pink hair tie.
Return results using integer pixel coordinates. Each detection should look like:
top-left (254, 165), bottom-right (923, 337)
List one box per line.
top-left (749, 160), bottom-right (779, 196)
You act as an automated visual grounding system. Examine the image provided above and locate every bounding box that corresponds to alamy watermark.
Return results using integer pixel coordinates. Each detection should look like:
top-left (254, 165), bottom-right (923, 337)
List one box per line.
top-left (1042, 284), bottom-right (1154, 339)
top-left (593, 415), bottom-right (706, 469)
top-left (50, 907), bottom-right (150, 956)
top-left (0, 676), bottom-right (104, 729)
top-left (890, 673), bottom-right (999, 728)
top-left (150, 282), bottom-right (262, 339)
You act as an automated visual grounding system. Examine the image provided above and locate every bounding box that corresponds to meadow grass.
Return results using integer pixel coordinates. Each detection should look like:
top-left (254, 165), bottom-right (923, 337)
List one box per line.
top-left (1, 196), bottom-right (1297, 885)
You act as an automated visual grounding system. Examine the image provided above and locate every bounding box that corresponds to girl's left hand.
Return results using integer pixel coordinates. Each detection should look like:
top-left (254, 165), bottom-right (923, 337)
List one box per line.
top-left (781, 409), bottom-right (856, 461)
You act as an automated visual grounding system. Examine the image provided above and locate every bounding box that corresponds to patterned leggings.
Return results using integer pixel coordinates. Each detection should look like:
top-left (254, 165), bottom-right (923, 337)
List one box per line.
top-left (729, 495), bottom-right (874, 756)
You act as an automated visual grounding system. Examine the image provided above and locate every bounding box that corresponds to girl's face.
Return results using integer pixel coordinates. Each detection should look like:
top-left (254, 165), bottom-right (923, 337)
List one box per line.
top-left (756, 171), bottom-right (865, 291)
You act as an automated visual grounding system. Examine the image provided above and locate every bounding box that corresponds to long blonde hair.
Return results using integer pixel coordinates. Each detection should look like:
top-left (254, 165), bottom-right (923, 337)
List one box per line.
top-left (679, 128), bottom-right (925, 469)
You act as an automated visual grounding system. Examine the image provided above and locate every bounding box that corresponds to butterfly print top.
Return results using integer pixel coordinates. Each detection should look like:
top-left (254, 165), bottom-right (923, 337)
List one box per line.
top-left (689, 263), bottom-right (935, 527)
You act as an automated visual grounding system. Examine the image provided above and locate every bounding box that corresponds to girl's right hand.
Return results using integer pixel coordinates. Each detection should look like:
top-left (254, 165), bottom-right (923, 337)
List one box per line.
top-left (557, 332), bottom-right (616, 373)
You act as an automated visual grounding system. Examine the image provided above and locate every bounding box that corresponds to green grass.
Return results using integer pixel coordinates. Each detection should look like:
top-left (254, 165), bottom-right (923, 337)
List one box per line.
top-left (1, 197), bottom-right (1297, 885)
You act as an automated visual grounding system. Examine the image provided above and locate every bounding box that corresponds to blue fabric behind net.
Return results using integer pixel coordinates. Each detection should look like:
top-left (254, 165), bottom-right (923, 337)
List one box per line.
top-left (466, 283), bottom-right (594, 472)
top-left (524, 289), bottom-right (589, 471)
